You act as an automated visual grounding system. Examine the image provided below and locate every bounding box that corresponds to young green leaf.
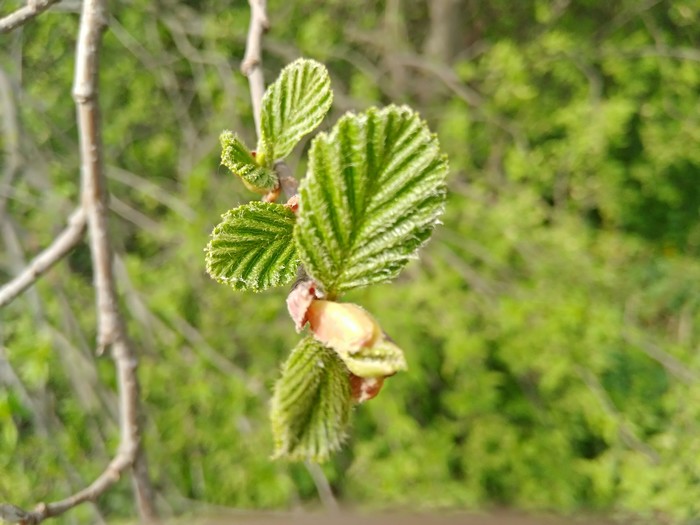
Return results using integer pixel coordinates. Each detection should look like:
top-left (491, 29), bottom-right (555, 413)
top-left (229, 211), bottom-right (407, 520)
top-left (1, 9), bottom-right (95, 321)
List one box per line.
top-left (257, 58), bottom-right (333, 167)
top-left (271, 337), bottom-right (353, 462)
top-left (205, 202), bottom-right (299, 292)
top-left (220, 131), bottom-right (278, 194)
top-left (294, 105), bottom-right (448, 296)
top-left (336, 337), bottom-right (408, 378)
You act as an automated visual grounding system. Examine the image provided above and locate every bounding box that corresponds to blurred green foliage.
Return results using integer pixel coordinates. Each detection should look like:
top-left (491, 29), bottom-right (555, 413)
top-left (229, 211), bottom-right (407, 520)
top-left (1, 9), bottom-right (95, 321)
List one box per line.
top-left (2, 0), bottom-right (700, 523)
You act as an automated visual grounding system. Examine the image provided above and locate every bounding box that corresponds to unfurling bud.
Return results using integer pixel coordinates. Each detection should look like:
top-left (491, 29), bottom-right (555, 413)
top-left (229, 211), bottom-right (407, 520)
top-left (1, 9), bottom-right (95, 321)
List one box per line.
top-left (306, 300), bottom-right (382, 354)
top-left (286, 277), bottom-right (319, 331)
top-left (219, 131), bottom-right (279, 194)
top-left (286, 195), bottom-right (300, 214)
top-left (304, 300), bottom-right (407, 401)
top-left (285, 284), bottom-right (408, 402)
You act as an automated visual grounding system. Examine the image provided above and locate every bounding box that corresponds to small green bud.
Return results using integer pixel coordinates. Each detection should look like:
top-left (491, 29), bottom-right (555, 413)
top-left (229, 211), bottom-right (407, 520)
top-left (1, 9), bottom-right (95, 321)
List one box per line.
top-left (220, 131), bottom-right (278, 194)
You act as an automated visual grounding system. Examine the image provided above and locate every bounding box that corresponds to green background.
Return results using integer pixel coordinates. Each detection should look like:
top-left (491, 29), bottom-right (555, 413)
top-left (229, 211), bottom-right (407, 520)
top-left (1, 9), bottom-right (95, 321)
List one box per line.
top-left (1, 0), bottom-right (700, 523)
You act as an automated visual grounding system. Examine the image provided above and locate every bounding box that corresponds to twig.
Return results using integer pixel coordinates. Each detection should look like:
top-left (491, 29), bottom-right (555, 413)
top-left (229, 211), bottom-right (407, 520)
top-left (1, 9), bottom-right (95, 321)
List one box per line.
top-left (0, 208), bottom-right (86, 308)
top-left (303, 461), bottom-right (339, 512)
top-left (0, 68), bottom-right (21, 219)
top-left (241, 0), bottom-right (269, 138)
top-left (577, 367), bottom-right (660, 465)
top-left (394, 53), bottom-right (529, 150)
top-left (106, 165), bottom-right (196, 221)
top-left (109, 194), bottom-right (164, 235)
top-left (0, 225), bottom-right (110, 525)
top-left (623, 329), bottom-right (698, 385)
top-left (274, 160), bottom-right (299, 200)
top-left (622, 297), bottom-right (699, 385)
top-left (0, 0), bottom-right (61, 34)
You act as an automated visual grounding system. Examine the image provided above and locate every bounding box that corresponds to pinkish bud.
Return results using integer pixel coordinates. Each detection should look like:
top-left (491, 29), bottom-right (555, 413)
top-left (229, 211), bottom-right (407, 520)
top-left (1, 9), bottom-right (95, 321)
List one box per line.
top-left (350, 374), bottom-right (386, 403)
top-left (286, 195), bottom-right (300, 214)
top-left (306, 300), bottom-right (382, 354)
top-left (286, 278), bottom-right (319, 331)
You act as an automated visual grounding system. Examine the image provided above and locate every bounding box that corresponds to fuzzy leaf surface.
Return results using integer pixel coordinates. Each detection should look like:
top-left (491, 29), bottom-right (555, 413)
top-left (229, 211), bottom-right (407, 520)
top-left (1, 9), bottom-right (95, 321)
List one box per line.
top-left (220, 131), bottom-right (278, 193)
top-left (294, 105), bottom-right (448, 296)
top-left (271, 337), bottom-right (352, 462)
top-left (258, 59), bottom-right (332, 166)
top-left (205, 202), bottom-right (298, 292)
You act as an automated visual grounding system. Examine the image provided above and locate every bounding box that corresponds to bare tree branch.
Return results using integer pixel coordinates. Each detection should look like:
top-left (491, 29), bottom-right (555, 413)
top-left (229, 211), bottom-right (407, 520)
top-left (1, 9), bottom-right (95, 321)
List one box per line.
top-left (72, 0), bottom-right (158, 521)
top-left (0, 0), bottom-right (61, 34)
top-left (0, 208), bottom-right (86, 308)
top-left (106, 165), bottom-right (196, 221)
top-left (241, 0), bottom-right (268, 138)
top-left (622, 329), bottom-right (699, 385)
top-left (423, 0), bottom-right (462, 64)
top-left (0, 68), bottom-right (21, 218)
top-left (303, 461), bottom-right (339, 512)
top-left (0, 0), bottom-right (157, 522)
top-left (73, 0), bottom-right (118, 352)
top-left (577, 367), bottom-right (661, 465)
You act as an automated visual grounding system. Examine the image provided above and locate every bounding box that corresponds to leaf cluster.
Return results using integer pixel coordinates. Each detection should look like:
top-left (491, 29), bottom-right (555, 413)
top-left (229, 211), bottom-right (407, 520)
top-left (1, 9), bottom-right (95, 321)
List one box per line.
top-left (205, 59), bottom-right (448, 461)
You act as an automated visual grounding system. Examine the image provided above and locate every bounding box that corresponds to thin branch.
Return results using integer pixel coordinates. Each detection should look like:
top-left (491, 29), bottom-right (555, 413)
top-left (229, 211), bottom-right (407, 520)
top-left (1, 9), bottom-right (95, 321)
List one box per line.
top-left (577, 367), bottom-right (660, 465)
top-left (274, 160), bottom-right (299, 200)
top-left (73, 0), bottom-right (158, 521)
top-left (72, 0), bottom-right (127, 353)
top-left (0, 0), bottom-right (61, 34)
top-left (0, 68), bottom-right (21, 218)
top-left (1, 218), bottom-right (47, 321)
top-left (623, 329), bottom-right (699, 385)
top-left (0, 223), bottom-right (110, 525)
top-left (241, 0), bottom-right (269, 138)
top-left (423, 0), bottom-right (461, 64)
top-left (0, 208), bottom-right (86, 309)
top-left (393, 53), bottom-right (528, 150)
top-left (109, 194), bottom-right (165, 235)
top-left (303, 461), bottom-right (339, 512)
top-left (106, 165), bottom-right (196, 221)
top-left (623, 297), bottom-right (699, 385)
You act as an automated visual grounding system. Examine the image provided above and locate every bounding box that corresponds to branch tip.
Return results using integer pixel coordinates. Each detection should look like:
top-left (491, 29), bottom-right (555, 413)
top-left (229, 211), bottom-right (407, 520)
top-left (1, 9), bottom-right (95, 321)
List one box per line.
top-left (0, 0), bottom-right (61, 34)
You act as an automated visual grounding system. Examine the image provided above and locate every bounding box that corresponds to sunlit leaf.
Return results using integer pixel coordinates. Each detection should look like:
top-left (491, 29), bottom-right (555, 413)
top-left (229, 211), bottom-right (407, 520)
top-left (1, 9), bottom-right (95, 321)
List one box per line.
top-left (258, 59), bottom-right (332, 166)
top-left (271, 337), bottom-right (352, 462)
top-left (294, 105), bottom-right (448, 296)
